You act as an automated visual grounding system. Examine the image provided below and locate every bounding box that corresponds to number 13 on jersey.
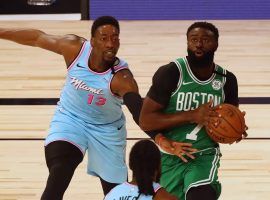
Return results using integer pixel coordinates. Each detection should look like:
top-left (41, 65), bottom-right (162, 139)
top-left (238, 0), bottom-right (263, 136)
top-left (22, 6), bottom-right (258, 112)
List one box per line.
top-left (87, 94), bottom-right (107, 106)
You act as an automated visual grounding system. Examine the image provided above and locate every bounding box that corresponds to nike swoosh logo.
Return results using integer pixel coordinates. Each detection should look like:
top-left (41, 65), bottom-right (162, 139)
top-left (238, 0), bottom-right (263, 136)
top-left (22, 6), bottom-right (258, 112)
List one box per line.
top-left (77, 64), bottom-right (84, 68)
top-left (182, 81), bottom-right (193, 85)
top-left (117, 124), bottom-right (124, 130)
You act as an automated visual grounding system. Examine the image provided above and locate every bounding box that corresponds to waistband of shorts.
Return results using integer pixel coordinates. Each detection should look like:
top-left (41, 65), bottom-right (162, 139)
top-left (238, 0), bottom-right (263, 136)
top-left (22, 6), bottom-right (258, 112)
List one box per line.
top-left (193, 147), bottom-right (220, 156)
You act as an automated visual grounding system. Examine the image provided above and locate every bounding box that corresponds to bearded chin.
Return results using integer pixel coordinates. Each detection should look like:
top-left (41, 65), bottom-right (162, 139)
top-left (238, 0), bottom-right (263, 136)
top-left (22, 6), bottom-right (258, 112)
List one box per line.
top-left (187, 49), bottom-right (215, 68)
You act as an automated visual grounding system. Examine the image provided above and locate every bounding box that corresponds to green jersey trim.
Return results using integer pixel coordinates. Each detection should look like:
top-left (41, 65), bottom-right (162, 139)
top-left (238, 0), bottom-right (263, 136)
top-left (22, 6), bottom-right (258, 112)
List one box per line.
top-left (184, 57), bottom-right (216, 85)
top-left (174, 57), bottom-right (227, 103)
top-left (185, 148), bottom-right (220, 200)
top-left (172, 59), bottom-right (183, 97)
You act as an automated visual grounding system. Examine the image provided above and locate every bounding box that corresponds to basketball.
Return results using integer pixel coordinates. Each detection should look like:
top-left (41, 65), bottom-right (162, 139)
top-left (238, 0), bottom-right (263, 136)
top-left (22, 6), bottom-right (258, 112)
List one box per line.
top-left (206, 103), bottom-right (246, 144)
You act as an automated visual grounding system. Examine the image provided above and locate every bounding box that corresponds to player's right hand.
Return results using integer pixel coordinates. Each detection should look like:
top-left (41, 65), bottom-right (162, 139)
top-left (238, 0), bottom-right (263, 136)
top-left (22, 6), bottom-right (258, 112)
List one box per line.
top-left (192, 99), bottom-right (219, 126)
top-left (155, 134), bottom-right (198, 163)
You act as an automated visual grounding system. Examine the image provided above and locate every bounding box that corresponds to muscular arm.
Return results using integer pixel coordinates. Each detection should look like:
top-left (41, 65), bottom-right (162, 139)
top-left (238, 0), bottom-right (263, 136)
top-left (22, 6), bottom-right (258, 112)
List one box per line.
top-left (139, 63), bottom-right (213, 131)
top-left (139, 63), bottom-right (192, 131)
top-left (111, 69), bottom-right (160, 139)
top-left (224, 70), bottom-right (239, 106)
top-left (0, 28), bottom-right (85, 66)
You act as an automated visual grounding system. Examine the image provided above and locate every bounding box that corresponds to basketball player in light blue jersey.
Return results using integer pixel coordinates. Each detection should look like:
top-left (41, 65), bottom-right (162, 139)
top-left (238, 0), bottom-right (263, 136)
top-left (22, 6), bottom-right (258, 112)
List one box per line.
top-left (104, 140), bottom-right (178, 200)
top-left (0, 16), bottom-right (197, 200)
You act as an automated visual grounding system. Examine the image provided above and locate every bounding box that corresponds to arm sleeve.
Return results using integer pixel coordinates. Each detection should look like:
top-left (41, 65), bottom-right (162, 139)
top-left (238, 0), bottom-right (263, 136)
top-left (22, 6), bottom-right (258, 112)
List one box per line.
top-left (147, 62), bottom-right (180, 106)
top-left (224, 70), bottom-right (239, 106)
top-left (123, 92), bottom-right (160, 139)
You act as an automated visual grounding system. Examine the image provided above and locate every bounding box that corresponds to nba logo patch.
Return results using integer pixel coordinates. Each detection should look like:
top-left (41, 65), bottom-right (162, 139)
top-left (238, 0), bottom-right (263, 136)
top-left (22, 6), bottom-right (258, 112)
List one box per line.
top-left (212, 80), bottom-right (222, 90)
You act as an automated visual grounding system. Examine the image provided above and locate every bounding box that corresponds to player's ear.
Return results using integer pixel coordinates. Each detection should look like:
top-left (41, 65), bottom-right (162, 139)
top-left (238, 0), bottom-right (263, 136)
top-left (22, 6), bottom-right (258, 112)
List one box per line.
top-left (213, 41), bottom-right (218, 51)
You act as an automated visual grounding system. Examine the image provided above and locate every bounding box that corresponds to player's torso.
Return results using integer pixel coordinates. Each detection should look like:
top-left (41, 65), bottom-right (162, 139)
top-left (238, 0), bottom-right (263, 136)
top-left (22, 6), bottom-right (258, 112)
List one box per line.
top-left (165, 57), bottom-right (227, 149)
top-left (57, 41), bottom-right (128, 124)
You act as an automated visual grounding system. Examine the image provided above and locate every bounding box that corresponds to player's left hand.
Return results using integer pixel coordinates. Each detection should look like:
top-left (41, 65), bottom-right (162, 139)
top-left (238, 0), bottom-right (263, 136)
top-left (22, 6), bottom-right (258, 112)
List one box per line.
top-left (155, 134), bottom-right (198, 162)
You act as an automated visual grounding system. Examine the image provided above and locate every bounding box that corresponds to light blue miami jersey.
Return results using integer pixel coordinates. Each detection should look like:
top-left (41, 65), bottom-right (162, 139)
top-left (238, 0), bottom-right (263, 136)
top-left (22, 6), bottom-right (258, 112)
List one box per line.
top-left (45, 41), bottom-right (130, 183)
top-left (58, 41), bottom-right (128, 124)
top-left (104, 182), bottom-right (161, 200)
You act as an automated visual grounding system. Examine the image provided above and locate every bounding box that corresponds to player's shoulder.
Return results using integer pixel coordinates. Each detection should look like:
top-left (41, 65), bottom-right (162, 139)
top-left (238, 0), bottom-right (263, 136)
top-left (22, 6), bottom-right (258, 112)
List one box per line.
top-left (115, 57), bottom-right (129, 68)
top-left (60, 34), bottom-right (86, 49)
top-left (215, 64), bottom-right (237, 80)
top-left (112, 57), bottom-right (130, 76)
top-left (225, 69), bottom-right (237, 82)
top-left (59, 35), bottom-right (85, 52)
top-left (63, 34), bottom-right (86, 42)
top-left (156, 62), bottom-right (178, 75)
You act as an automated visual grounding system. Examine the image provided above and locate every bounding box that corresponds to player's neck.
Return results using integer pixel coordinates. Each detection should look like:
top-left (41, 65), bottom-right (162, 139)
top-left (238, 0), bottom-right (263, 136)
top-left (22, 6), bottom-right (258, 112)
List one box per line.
top-left (191, 64), bottom-right (215, 81)
top-left (187, 57), bottom-right (215, 81)
top-left (88, 52), bottom-right (113, 72)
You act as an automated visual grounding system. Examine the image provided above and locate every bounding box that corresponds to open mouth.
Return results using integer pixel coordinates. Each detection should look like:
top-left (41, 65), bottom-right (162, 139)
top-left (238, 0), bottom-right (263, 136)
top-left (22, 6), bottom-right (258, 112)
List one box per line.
top-left (103, 50), bottom-right (118, 63)
top-left (195, 50), bottom-right (204, 57)
top-left (104, 50), bottom-right (116, 58)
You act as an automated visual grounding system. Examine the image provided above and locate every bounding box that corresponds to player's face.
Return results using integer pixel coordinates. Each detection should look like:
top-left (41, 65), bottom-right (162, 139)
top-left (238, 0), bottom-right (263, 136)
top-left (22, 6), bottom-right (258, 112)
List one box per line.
top-left (91, 25), bottom-right (120, 63)
top-left (187, 27), bottom-right (218, 60)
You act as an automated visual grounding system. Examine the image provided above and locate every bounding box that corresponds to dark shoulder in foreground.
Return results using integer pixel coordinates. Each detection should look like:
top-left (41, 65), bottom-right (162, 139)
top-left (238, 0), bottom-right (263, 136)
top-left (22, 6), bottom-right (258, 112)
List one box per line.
top-left (147, 62), bottom-right (179, 106)
top-left (223, 70), bottom-right (239, 106)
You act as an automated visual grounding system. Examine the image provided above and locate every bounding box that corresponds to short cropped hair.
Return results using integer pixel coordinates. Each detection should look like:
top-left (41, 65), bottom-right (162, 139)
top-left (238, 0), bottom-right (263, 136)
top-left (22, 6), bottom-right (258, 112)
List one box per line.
top-left (91, 16), bottom-right (120, 37)
top-left (187, 21), bottom-right (219, 41)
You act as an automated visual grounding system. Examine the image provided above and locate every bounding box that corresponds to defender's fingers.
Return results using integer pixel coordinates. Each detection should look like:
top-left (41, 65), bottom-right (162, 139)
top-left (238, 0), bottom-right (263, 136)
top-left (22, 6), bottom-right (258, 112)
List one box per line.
top-left (185, 152), bottom-right (195, 160)
top-left (172, 142), bottom-right (192, 147)
top-left (178, 154), bottom-right (188, 163)
top-left (182, 147), bottom-right (198, 153)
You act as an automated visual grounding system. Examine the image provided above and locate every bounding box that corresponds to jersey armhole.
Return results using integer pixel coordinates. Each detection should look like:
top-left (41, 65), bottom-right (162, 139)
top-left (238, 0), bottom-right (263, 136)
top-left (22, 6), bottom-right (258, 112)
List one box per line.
top-left (67, 41), bottom-right (87, 70)
top-left (171, 60), bottom-right (183, 96)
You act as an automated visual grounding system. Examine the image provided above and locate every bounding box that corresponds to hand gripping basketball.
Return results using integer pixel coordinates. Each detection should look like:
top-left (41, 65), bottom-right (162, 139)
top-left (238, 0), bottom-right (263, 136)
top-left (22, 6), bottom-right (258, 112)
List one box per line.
top-left (205, 103), bottom-right (248, 144)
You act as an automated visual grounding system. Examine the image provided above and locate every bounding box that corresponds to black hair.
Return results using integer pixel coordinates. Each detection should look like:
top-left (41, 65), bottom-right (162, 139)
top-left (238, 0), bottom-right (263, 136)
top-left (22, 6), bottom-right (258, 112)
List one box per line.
top-left (129, 140), bottom-right (161, 197)
top-left (91, 16), bottom-right (120, 37)
top-left (187, 21), bottom-right (219, 41)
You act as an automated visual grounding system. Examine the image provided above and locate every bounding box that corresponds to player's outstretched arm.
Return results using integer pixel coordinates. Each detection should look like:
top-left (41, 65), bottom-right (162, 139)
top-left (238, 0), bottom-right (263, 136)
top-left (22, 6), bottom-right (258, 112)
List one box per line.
top-left (0, 28), bottom-right (85, 65)
top-left (0, 28), bottom-right (44, 46)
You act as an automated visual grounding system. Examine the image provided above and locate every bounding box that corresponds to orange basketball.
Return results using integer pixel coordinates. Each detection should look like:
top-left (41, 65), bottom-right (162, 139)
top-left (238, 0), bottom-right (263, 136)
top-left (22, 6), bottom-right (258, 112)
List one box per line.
top-left (206, 103), bottom-right (246, 144)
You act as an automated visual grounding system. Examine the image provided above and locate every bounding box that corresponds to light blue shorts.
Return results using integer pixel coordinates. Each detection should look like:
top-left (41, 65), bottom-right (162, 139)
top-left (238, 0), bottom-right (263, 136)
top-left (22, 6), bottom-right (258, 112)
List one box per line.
top-left (45, 109), bottom-right (127, 183)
